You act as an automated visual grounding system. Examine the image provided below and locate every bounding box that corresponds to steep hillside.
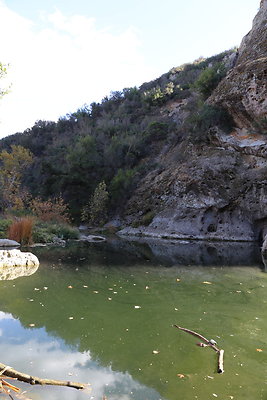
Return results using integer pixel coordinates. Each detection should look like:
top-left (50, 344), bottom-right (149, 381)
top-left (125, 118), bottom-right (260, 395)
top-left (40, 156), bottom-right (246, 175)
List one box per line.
top-left (119, 0), bottom-right (267, 241)
top-left (0, 49), bottom-right (234, 220)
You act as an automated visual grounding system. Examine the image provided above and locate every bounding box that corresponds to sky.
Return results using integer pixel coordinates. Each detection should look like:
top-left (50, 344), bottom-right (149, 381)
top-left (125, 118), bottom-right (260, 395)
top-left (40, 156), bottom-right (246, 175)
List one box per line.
top-left (0, 0), bottom-right (260, 138)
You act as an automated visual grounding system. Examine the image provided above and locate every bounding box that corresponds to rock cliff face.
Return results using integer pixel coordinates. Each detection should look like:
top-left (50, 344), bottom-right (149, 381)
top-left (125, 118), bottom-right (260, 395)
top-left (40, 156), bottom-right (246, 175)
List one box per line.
top-left (208, 0), bottom-right (267, 128)
top-left (119, 1), bottom-right (267, 242)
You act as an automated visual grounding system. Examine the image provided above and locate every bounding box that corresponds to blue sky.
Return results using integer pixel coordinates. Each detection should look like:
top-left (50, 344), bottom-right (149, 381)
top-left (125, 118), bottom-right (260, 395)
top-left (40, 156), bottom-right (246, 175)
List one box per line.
top-left (0, 0), bottom-right (260, 137)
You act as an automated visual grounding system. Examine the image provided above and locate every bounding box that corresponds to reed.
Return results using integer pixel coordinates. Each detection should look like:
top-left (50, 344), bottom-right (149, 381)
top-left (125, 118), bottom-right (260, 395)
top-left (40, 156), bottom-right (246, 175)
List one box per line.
top-left (8, 217), bottom-right (34, 245)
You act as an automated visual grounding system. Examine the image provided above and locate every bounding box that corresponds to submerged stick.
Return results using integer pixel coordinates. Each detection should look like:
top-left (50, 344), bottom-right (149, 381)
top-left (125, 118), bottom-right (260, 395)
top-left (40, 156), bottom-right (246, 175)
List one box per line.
top-left (173, 325), bottom-right (220, 352)
top-left (0, 363), bottom-right (87, 390)
top-left (173, 325), bottom-right (225, 374)
top-left (218, 349), bottom-right (224, 374)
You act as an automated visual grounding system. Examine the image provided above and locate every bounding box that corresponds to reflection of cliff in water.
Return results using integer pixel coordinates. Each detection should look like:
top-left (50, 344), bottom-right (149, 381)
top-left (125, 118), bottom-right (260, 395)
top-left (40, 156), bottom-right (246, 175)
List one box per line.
top-left (34, 237), bottom-right (262, 267)
top-left (120, 237), bottom-right (262, 266)
top-left (0, 262), bottom-right (39, 280)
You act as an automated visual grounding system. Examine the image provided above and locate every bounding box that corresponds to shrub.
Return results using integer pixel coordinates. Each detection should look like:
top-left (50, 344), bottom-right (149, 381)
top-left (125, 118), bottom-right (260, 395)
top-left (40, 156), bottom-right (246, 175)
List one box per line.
top-left (188, 104), bottom-right (234, 143)
top-left (30, 196), bottom-right (70, 223)
top-left (141, 211), bottom-right (155, 226)
top-left (47, 223), bottom-right (80, 239)
top-left (146, 121), bottom-right (169, 141)
top-left (32, 222), bottom-right (79, 243)
top-left (142, 87), bottom-right (166, 106)
top-left (8, 217), bottom-right (34, 245)
top-left (32, 227), bottom-right (55, 244)
top-left (110, 169), bottom-right (136, 204)
top-left (193, 62), bottom-right (226, 99)
top-left (0, 218), bottom-right (12, 238)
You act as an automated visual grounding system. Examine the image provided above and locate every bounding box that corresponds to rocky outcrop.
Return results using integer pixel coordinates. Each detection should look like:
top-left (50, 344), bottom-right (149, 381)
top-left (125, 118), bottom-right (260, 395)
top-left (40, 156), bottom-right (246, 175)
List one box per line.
top-left (0, 249), bottom-right (39, 280)
top-left (208, 0), bottom-right (267, 128)
top-left (120, 141), bottom-right (267, 241)
top-left (118, 1), bottom-right (267, 243)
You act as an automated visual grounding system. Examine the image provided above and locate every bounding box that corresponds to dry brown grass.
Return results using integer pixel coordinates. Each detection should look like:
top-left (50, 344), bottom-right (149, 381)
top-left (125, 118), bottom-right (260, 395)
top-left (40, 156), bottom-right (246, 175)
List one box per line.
top-left (8, 217), bottom-right (34, 245)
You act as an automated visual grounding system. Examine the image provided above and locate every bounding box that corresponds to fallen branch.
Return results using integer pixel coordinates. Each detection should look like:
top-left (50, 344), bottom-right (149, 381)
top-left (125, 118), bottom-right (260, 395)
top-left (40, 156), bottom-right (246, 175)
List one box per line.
top-left (173, 325), bottom-right (220, 352)
top-left (173, 325), bottom-right (224, 374)
top-left (0, 363), bottom-right (87, 390)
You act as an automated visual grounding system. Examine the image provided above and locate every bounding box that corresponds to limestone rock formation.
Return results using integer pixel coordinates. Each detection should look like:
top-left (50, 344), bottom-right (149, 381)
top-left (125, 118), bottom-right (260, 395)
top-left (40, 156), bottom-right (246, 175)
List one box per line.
top-left (208, 0), bottom-right (267, 128)
top-left (0, 249), bottom-right (39, 280)
top-left (119, 1), bottom-right (267, 242)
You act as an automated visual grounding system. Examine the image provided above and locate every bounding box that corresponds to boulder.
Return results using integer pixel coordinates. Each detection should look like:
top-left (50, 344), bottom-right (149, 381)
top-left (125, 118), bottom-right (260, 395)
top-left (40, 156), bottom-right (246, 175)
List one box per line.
top-left (0, 249), bottom-right (39, 280)
top-left (80, 234), bottom-right (106, 242)
top-left (0, 239), bottom-right (20, 248)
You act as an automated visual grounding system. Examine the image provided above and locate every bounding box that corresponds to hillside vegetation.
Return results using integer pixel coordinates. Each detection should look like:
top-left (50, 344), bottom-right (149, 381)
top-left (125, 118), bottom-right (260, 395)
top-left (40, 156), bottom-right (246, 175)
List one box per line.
top-left (0, 49), bottom-right (236, 224)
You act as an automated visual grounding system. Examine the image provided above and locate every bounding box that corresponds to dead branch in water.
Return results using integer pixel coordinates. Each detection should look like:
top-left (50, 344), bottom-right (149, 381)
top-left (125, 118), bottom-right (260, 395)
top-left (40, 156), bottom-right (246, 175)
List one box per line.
top-left (173, 324), bottom-right (224, 374)
top-left (0, 363), bottom-right (87, 390)
top-left (218, 349), bottom-right (224, 374)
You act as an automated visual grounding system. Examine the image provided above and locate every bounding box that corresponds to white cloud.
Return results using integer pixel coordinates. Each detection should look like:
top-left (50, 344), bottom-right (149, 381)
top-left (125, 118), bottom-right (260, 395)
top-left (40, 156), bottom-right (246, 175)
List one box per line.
top-left (0, 337), bottom-right (152, 400)
top-left (0, 3), bottom-right (155, 138)
top-left (0, 311), bottom-right (13, 320)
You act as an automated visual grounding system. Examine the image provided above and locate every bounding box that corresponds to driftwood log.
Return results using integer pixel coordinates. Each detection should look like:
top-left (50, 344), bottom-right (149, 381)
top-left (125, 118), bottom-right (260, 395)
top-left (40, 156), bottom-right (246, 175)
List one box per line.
top-left (173, 325), bottom-right (224, 374)
top-left (0, 363), bottom-right (87, 390)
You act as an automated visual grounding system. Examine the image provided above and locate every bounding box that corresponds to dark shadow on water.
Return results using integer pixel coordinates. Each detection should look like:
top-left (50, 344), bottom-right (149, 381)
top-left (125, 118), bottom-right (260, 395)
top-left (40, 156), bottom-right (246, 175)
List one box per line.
top-left (32, 235), bottom-right (263, 268)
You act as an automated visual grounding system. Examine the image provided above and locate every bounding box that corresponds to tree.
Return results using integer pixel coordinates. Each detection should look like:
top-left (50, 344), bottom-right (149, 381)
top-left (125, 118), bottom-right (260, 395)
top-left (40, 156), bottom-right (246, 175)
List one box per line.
top-left (0, 145), bottom-right (33, 210)
top-left (81, 181), bottom-right (109, 226)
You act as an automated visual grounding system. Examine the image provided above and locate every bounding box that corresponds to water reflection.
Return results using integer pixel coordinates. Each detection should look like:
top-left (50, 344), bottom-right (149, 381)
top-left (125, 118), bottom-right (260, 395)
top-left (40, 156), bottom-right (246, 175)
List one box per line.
top-left (0, 239), bottom-right (265, 400)
top-left (116, 236), bottom-right (262, 266)
top-left (33, 236), bottom-right (262, 267)
top-left (0, 312), bottom-right (162, 400)
top-left (0, 262), bottom-right (38, 280)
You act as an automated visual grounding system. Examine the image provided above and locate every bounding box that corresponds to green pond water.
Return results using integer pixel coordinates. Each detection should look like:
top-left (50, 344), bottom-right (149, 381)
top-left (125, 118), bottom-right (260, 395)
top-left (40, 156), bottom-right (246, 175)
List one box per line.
top-left (0, 238), bottom-right (266, 400)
